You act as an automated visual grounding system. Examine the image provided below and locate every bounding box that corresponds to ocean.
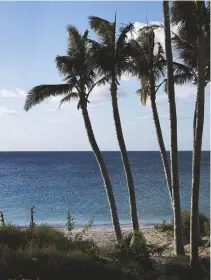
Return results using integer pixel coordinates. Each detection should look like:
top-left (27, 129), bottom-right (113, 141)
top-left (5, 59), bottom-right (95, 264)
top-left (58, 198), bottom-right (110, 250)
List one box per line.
top-left (0, 151), bottom-right (210, 227)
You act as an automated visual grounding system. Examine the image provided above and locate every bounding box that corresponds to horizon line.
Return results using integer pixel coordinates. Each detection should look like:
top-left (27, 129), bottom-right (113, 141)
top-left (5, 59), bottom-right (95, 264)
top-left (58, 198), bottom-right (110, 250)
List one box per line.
top-left (0, 150), bottom-right (210, 152)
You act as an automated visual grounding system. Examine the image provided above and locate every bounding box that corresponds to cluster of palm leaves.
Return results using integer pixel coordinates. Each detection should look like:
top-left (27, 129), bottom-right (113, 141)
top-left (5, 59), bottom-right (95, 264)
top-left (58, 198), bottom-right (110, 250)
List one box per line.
top-left (24, 1), bottom-right (210, 267)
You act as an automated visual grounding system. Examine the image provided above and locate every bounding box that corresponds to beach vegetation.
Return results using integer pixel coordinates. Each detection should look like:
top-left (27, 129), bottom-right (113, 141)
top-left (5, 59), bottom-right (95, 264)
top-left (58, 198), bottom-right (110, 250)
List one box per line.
top-left (26, 224), bottom-right (72, 251)
top-left (29, 206), bottom-right (36, 230)
top-left (154, 211), bottom-right (210, 244)
top-left (0, 224), bottom-right (27, 250)
top-left (66, 209), bottom-right (75, 233)
top-left (181, 211), bottom-right (210, 243)
top-left (0, 246), bottom-right (135, 280)
top-left (154, 220), bottom-right (174, 233)
top-left (107, 231), bottom-right (156, 279)
top-left (0, 211), bottom-right (5, 227)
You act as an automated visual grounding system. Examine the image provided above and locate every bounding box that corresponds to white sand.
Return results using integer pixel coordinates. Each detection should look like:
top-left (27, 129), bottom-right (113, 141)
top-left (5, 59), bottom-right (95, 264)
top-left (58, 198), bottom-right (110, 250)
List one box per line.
top-left (57, 226), bottom-right (174, 250)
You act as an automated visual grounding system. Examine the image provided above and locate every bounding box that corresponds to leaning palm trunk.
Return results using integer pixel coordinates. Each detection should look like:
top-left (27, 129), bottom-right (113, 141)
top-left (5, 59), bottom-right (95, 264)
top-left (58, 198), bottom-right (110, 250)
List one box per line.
top-left (150, 95), bottom-right (172, 203)
top-left (190, 22), bottom-right (206, 267)
top-left (110, 77), bottom-right (139, 232)
top-left (81, 105), bottom-right (123, 244)
top-left (163, 0), bottom-right (184, 255)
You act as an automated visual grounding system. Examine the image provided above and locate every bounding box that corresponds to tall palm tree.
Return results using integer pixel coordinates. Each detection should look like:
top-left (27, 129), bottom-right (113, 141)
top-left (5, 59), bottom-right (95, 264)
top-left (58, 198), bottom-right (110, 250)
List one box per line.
top-left (163, 0), bottom-right (185, 255)
top-left (88, 16), bottom-right (140, 232)
top-left (171, 0), bottom-right (210, 266)
top-left (129, 27), bottom-right (172, 203)
top-left (24, 26), bottom-right (123, 244)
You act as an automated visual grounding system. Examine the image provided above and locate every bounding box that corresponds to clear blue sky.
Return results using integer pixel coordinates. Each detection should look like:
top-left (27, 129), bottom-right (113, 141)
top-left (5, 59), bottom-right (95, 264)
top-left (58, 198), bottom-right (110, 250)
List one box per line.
top-left (0, 1), bottom-right (210, 151)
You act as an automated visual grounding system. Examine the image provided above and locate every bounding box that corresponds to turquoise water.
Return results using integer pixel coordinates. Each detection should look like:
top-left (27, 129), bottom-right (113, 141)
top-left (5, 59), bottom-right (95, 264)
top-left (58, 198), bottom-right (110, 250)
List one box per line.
top-left (0, 151), bottom-right (210, 227)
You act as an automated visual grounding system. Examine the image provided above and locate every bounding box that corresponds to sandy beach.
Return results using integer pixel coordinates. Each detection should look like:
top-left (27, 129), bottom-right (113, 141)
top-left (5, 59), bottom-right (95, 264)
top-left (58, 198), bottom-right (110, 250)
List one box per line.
top-left (57, 226), bottom-right (210, 259)
top-left (59, 226), bottom-right (174, 252)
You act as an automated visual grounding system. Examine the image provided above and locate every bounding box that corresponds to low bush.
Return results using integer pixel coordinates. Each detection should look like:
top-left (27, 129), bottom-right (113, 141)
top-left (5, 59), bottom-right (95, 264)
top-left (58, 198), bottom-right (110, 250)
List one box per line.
top-left (181, 211), bottom-right (210, 243)
top-left (66, 209), bottom-right (75, 232)
top-left (154, 220), bottom-right (173, 233)
top-left (107, 231), bottom-right (155, 279)
top-left (26, 225), bottom-right (72, 251)
top-left (154, 212), bottom-right (210, 243)
top-left (0, 247), bottom-right (138, 280)
top-left (0, 224), bottom-right (27, 249)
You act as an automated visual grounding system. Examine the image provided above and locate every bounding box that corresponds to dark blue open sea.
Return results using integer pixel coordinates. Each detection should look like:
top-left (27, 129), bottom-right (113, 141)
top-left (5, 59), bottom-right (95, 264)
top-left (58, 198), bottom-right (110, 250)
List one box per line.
top-left (0, 151), bottom-right (210, 227)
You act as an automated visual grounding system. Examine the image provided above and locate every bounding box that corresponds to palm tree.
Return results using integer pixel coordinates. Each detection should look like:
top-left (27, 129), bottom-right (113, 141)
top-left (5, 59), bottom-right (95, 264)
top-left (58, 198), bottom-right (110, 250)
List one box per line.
top-left (129, 27), bottom-right (172, 203)
top-left (163, 0), bottom-right (185, 255)
top-left (171, 0), bottom-right (210, 266)
top-left (88, 16), bottom-right (139, 232)
top-left (24, 26), bottom-right (123, 244)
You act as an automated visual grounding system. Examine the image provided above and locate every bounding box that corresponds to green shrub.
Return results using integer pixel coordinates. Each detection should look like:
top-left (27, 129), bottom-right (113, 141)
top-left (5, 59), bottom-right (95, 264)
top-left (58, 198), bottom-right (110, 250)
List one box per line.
top-left (154, 220), bottom-right (174, 233)
top-left (0, 247), bottom-right (134, 280)
top-left (71, 237), bottom-right (99, 256)
top-left (26, 225), bottom-right (72, 251)
top-left (0, 212), bottom-right (5, 226)
top-left (108, 231), bottom-right (154, 278)
top-left (155, 212), bottom-right (210, 242)
top-left (71, 216), bottom-right (99, 256)
top-left (181, 211), bottom-right (210, 242)
top-left (67, 209), bottom-right (75, 233)
top-left (0, 224), bottom-right (27, 249)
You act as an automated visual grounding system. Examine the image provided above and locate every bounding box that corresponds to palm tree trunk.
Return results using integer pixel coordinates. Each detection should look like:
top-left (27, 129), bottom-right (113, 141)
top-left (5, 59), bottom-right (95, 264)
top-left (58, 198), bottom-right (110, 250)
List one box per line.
top-left (190, 13), bottom-right (206, 266)
top-left (193, 100), bottom-right (202, 247)
top-left (163, 0), bottom-right (185, 256)
top-left (150, 95), bottom-right (172, 203)
top-left (81, 106), bottom-right (123, 244)
top-left (110, 76), bottom-right (139, 232)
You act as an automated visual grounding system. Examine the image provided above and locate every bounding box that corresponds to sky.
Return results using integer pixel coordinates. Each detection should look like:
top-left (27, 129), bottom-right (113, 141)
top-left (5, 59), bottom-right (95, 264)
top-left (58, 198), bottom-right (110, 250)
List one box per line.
top-left (0, 1), bottom-right (210, 151)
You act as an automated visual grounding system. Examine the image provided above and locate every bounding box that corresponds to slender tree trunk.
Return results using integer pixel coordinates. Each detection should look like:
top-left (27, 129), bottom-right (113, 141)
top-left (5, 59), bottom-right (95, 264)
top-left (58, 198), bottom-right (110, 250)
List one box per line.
top-left (193, 100), bottom-right (202, 247)
top-left (150, 94), bottom-right (172, 203)
top-left (163, 0), bottom-right (185, 255)
top-left (81, 106), bottom-right (123, 244)
top-left (110, 76), bottom-right (139, 232)
top-left (190, 13), bottom-right (206, 266)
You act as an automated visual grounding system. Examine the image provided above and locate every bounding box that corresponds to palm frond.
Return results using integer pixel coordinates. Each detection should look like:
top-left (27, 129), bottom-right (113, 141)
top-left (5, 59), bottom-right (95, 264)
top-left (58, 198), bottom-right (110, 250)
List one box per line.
top-left (136, 76), bottom-right (150, 106)
top-left (137, 24), bottom-right (163, 33)
top-left (174, 73), bottom-right (196, 85)
top-left (67, 25), bottom-right (81, 51)
top-left (116, 23), bottom-right (134, 51)
top-left (59, 92), bottom-right (78, 108)
top-left (171, 33), bottom-right (196, 70)
top-left (24, 84), bottom-right (71, 111)
top-left (88, 16), bottom-right (114, 45)
top-left (173, 61), bottom-right (195, 77)
top-left (154, 42), bottom-right (166, 81)
top-left (56, 56), bottom-right (75, 76)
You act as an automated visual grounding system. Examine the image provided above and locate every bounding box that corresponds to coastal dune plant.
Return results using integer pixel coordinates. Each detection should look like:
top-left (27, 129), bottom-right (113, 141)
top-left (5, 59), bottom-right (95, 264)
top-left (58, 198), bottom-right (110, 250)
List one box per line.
top-left (29, 206), bottom-right (36, 230)
top-left (108, 230), bottom-right (155, 279)
top-left (154, 211), bottom-right (210, 244)
top-left (0, 224), bottom-right (27, 250)
top-left (0, 248), bottom-right (131, 280)
top-left (0, 211), bottom-right (5, 227)
top-left (67, 209), bottom-right (75, 233)
top-left (24, 25), bottom-right (122, 245)
top-left (88, 15), bottom-right (139, 232)
top-left (163, 0), bottom-right (184, 255)
top-left (26, 225), bottom-right (71, 251)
